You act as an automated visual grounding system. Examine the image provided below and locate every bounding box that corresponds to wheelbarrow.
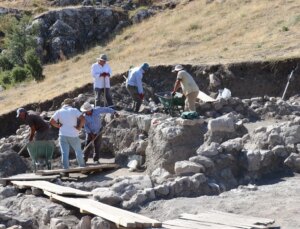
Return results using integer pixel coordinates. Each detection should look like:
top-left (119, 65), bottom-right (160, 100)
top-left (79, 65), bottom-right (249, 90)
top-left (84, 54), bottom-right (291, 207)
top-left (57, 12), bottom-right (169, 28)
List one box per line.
top-left (155, 91), bottom-right (185, 116)
top-left (26, 140), bottom-right (55, 172)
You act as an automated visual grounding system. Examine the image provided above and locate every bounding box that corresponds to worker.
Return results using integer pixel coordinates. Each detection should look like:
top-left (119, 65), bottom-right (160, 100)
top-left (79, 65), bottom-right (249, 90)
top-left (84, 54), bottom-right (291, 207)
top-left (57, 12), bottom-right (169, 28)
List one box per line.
top-left (50, 98), bottom-right (85, 169)
top-left (126, 63), bottom-right (150, 113)
top-left (16, 108), bottom-right (49, 141)
top-left (171, 65), bottom-right (199, 112)
top-left (80, 102), bottom-right (118, 164)
top-left (91, 54), bottom-right (113, 107)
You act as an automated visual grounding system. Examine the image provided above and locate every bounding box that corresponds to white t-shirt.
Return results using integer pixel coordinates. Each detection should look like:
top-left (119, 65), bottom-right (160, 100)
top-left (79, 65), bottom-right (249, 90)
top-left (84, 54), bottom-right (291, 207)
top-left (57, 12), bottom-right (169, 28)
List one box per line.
top-left (51, 105), bottom-right (82, 137)
top-left (177, 70), bottom-right (199, 95)
top-left (91, 62), bottom-right (112, 89)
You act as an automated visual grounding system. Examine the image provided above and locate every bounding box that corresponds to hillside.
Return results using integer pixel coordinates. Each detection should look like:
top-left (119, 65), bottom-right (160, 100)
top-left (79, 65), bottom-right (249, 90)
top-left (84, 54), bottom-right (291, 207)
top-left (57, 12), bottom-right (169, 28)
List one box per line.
top-left (0, 0), bottom-right (299, 114)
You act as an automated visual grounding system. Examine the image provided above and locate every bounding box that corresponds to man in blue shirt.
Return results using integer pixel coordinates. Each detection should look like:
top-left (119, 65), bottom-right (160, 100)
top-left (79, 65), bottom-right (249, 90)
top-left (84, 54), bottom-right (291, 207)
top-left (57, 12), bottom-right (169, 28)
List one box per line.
top-left (126, 63), bottom-right (150, 113)
top-left (80, 102), bottom-right (118, 163)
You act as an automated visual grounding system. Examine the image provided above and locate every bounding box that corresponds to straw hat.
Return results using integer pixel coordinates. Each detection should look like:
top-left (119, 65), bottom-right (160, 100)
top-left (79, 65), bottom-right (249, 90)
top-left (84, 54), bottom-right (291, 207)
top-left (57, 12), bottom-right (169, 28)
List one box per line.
top-left (80, 102), bottom-right (94, 112)
top-left (172, 65), bottom-right (184, 72)
top-left (96, 54), bottom-right (108, 61)
top-left (62, 98), bottom-right (74, 106)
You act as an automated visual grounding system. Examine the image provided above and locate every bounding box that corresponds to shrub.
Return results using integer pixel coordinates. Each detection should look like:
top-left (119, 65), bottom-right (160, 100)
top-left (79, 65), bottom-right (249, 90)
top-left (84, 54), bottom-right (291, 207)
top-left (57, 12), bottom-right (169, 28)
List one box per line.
top-left (0, 55), bottom-right (14, 71)
top-left (24, 50), bottom-right (44, 82)
top-left (11, 66), bottom-right (28, 83)
top-left (0, 71), bottom-right (12, 86)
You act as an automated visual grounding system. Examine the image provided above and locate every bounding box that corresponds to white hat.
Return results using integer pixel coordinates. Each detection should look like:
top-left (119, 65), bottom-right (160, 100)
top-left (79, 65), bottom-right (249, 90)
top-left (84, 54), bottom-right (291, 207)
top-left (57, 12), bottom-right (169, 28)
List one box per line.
top-left (80, 102), bottom-right (94, 112)
top-left (96, 54), bottom-right (108, 61)
top-left (172, 65), bottom-right (184, 72)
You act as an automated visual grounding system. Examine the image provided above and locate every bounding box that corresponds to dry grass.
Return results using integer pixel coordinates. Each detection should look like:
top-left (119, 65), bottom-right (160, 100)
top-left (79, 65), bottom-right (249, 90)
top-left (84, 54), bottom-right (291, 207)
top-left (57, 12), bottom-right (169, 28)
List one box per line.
top-left (0, 0), bottom-right (300, 114)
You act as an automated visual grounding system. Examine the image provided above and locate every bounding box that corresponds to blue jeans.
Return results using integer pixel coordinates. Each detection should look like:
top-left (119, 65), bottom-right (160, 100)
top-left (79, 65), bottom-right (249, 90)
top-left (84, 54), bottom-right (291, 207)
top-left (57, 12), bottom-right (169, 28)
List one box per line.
top-left (58, 135), bottom-right (85, 169)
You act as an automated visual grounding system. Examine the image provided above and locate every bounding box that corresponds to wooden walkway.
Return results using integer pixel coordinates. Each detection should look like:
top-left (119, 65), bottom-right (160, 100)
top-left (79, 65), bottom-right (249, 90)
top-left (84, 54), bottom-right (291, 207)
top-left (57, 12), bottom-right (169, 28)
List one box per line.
top-left (44, 191), bottom-right (162, 228)
top-left (35, 163), bottom-right (118, 176)
top-left (12, 180), bottom-right (162, 228)
top-left (12, 180), bottom-right (92, 197)
top-left (162, 211), bottom-right (278, 229)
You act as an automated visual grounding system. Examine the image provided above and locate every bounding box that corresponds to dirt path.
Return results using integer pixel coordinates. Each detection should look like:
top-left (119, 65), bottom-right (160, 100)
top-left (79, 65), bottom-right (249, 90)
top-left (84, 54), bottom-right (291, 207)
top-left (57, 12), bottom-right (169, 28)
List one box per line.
top-left (139, 173), bottom-right (300, 229)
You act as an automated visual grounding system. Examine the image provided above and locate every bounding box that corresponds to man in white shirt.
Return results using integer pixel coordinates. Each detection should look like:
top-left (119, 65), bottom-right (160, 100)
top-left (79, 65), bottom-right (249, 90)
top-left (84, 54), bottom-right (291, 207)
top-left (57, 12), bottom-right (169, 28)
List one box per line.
top-left (50, 98), bottom-right (85, 169)
top-left (126, 63), bottom-right (150, 112)
top-left (172, 65), bottom-right (199, 112)
top-left (91, 54), bottom-right (113, 107)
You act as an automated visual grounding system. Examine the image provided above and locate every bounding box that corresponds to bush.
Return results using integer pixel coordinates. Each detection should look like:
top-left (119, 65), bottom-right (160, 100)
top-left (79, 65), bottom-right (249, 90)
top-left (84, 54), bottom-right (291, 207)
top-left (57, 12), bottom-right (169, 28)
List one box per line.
top-left (11, 66), bottom-right (28, 83)
top-left (24, 50), bottom-right (44, 82)
top-left (0, 55), bottom-right (14, 71)
top-left (0, 71), bottom-right (12, 86)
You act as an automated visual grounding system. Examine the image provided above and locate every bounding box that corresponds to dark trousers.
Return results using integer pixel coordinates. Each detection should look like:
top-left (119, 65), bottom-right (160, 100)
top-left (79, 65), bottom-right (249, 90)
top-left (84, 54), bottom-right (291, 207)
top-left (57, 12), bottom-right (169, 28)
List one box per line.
top-left (95, 88), bottom-right (113, 107)
top-left (84, 133), bottom-right (102, 162)
top-left (126, 85), bottom-right (142, 112)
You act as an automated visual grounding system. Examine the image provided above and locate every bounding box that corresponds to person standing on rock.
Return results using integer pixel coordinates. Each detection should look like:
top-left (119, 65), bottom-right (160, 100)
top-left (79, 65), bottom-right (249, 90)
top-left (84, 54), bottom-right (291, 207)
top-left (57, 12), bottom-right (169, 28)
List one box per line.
top-left (50, 98), bottom-right (85, 169)
top-left (126, 63), bottom-right (150, 113)
top-left (80, 102), bottom-right (118, 164)
top-left (171, 65), bottom-right (199, 112)
top-left (91, 54), bottom-right (114, 107)
top-left (16, 108), bottom-right (50, 141)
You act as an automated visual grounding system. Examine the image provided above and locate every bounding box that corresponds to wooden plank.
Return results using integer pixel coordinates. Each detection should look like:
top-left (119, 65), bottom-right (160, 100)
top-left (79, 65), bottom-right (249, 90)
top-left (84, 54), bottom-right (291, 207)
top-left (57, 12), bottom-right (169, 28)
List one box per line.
top-left (164, 219), bottom-right (242, 229)
top-left (197, 90), bottom-right (216, 102)
top-left (209, 211), bottom-right (275, 225)
top-left (180, 213), bottom-right (268, 229)
top-left (0, 173), bottom-right (59, 181)
top-left (36, 163), bottom-right (118, 176)
top-left (44, 191), bottom-right (161, 228)
top-left (11, 180), bottom-right (91, 197)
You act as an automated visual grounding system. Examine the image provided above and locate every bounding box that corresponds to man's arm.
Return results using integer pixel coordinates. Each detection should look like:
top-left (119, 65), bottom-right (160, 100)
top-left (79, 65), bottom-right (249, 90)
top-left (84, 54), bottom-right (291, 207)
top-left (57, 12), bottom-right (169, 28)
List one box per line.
top-left (50, 118), bottom-right (61, 129)
top-left (75, 115), bottom-right (85, 131)
top-left (172, 79), bottom-right (181, 94)
top-left (29, 126), bottom-right (36, 141)
top-left (91, 64), bottom-right (99, 78)
top-left (136, 73), bottom-right (144, 94)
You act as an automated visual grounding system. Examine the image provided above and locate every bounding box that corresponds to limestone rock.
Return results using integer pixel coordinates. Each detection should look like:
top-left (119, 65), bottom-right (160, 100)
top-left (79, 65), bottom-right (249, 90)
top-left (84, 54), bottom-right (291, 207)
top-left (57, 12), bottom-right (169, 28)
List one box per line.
top-left (174, 161), bottom-right (205, 176)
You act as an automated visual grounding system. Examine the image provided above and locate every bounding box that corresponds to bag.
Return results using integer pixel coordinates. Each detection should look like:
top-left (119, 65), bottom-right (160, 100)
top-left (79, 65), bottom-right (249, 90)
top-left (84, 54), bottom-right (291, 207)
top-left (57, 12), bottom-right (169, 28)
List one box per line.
top-left (181, 111), bottom-right (199, 120)
top-left (216, 88), bottom-right (231, 100)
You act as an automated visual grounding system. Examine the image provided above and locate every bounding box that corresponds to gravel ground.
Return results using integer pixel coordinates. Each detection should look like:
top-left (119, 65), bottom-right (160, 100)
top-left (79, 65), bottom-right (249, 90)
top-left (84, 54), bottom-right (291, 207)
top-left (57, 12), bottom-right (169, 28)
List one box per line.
top-left (139, 173), bottom-right (300, 229)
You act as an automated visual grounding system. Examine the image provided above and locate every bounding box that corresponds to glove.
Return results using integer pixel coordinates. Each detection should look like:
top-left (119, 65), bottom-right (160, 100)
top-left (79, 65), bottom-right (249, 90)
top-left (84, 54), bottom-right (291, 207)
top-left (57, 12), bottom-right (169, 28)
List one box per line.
top-left (139, 93), bottom-right (144, 100)
top-left (100, 72), bottom-right (108, 77)
top-left (171, 91), bottom-right (176, 96)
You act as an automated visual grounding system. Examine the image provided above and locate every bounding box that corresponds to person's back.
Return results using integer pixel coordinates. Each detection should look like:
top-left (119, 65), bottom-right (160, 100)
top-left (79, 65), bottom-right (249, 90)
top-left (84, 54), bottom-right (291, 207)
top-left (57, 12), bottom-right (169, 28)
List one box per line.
top-left (127, 67), bottom-right (142, 86)
top-left (178, 70), bottom-right (199, 95)
top-left (26, 111), bottom-right (49, 132)
top-left (53, 106), bottom-right (81, 137)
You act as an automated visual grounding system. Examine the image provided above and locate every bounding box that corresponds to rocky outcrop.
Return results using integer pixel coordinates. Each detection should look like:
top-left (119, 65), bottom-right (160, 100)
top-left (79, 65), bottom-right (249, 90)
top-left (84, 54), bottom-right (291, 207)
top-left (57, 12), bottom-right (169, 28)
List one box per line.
top-left (33, 7), bottom-right (128, 62)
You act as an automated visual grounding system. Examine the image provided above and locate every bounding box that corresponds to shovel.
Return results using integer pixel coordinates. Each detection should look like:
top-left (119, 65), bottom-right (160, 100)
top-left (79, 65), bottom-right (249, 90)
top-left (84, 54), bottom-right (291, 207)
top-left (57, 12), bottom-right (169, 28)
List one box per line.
top-left (282, 65), bottom-right (298, 100)
top-left (82, 118), bottom-right (116, 155)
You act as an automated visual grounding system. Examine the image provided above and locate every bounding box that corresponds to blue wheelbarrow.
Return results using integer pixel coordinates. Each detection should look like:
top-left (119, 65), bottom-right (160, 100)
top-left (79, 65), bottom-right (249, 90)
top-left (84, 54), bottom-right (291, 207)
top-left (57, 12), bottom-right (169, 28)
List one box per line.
top-left (27, 140), bottom-right (55, 172)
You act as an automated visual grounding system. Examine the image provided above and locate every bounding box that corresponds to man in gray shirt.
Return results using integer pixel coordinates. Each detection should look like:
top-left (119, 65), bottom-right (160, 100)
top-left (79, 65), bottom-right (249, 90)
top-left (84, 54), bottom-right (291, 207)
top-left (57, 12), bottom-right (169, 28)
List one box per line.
top-left (16, 108), bottom-right (49, 141)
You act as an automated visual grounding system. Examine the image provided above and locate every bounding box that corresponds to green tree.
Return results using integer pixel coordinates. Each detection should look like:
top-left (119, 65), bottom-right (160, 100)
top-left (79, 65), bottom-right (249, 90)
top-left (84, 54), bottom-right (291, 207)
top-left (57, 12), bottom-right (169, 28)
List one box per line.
top-left (0, 55), bottom-right (14, 71)
top-left (11, 66), bottom-right (28, 83)
top-left (4, 15), bottom-right (38, 66)
top-left (25, 49), bottom-right (44, 81)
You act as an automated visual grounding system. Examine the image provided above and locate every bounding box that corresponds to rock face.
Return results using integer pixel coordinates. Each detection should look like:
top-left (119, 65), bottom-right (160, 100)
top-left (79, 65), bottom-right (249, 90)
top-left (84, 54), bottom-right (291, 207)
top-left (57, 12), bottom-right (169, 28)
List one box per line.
top-left (145, 117), bottom-right (206, 173)
top-left (33, 7), bottom-right (128, 62)
top-left (0, 150), bottom-right (29, 177)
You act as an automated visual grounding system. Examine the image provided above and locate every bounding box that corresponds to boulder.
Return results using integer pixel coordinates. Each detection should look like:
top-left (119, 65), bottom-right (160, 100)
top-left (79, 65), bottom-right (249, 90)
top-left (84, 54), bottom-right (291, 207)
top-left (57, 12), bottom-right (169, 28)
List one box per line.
top-left (220, 138), bottom-right (243, 153)
top-left (196, 142), bottom-right (220, 157)
top-left (151, 168), bottom-right (172, 184)
top-left (284, 153), bottom-right (300, 172)
top-left (91, 217), bottom-right (110, 229)
top-left (174, 161), bottom-right (205, 176)
top-left (0, 150), bottom-right (29, 177)
top-left (92, 188), bottom-right (122, 206)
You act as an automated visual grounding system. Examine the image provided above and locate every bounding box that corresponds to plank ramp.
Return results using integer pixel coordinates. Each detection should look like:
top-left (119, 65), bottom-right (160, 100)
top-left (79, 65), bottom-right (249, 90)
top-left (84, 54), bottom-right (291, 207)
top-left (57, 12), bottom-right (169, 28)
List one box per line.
top-left (12, 180), bottom-right (91, 197)
top-left (0, 173), bottom-right (59, 181)
top-left (44, 191), bottom-right (162, 228)
top-left (162, 211), bottom-right (278, 229)
top-left (35, 163), bottom-right (118, 175)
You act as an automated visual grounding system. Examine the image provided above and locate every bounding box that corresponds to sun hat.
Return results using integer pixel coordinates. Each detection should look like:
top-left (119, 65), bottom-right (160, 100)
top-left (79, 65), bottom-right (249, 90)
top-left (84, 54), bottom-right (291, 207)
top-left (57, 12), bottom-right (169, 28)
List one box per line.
top-left (80, 102), bottom-right (94, 112)
top-left (16, 108), bottom-right (27, 118)
top-left (172, 64), bottom-right (184, 72)
top-left (141, 63), bottom-right (149, 71)
top-left (96, 54), bottom-right (108, 61)
top-left (62, 98), bottom-right (74, 106)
